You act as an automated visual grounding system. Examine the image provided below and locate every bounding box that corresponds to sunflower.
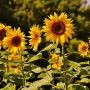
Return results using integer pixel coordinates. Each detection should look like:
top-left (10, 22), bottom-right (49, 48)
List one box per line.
top-left (6, 62), bottom-right (21, 74)
top-left (51, 53), bottom-right (63, 70)
top-left (3, 27), bottom-right (25, 54)
top-left (29, 25), bottom-right (41, 51)
top-left (78, 41), bottom-right (89, 57)
top-left (52, 60), bottom-right (63, 70)
top-left (51, 53), bottom-right (59, 61)
top-left (8, 54), bottom-right (24, 62)
top-left (0, 23), bottom-right (11, 45)
top-left (43, 12), bottom-right (74, 45)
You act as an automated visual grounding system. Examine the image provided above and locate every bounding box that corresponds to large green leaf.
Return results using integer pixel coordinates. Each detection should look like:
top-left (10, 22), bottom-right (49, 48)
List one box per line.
top-left (80, 78), bottom-right (90, 83)
top-left (28, 53), bottom-right (42, 62)
top-left (69, 61), bottom-right (80, 69)
top-left (80, 61), bottom-right (90, 65)
top-left (40, 44), bottom-right (57, 52)
top-left (55, 82), bottom-right (64, 89)
top-left (0, 83), bottom-right (16, 90)
top-left (21, 71), bottom-right (52, 90)
top-left (68, 84), bottom-right (89, 90)
top-left (38, 72), bottom-right (46, 78)
top-left (32, 67), bottom-right (43, 73)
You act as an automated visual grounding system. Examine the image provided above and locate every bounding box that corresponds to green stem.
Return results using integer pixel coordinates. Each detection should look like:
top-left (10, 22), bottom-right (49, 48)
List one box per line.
top-left (52, 72), bottom-right (55, 90)
top-left (20, 53), bottom-right (26, 87)
top-left (4, 50), bottom-right (9, 83)
top-left (6, 52), bottom-right (9, 72)
top-left (62, 45), bottom-right (68, 90)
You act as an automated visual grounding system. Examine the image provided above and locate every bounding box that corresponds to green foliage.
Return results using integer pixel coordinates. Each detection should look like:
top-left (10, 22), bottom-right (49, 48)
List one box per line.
top-left (68, 84), bottom-right (89, 90)
top-left (22, 72), bottom-right (52, 90)
top-left (0, 83), bottom-right (16, 90)
top-left (0, 0), bottom-right (90, 90)
top-left (28, 53), bottom-right (42, 62)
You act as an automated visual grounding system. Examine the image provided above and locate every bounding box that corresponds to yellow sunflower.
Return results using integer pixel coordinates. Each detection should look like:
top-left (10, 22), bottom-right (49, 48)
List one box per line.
top-left (3, 27), bottom-right (25, 54)
top-left (43, 12), bottom-right (74, 45)
top-left (78, 41), bottom-right (89, 57)
top-left (29, 25), bottom-right (41, 51)
top-left (6, 62), bottom-right (21, 74)
top-left (51, 53), bottom-right (59, 61)
top-left (51, 53), bottom-right (63, 70)
top-left (8, 54), bottom-right (24, 62)
top-left (52, 60), bottom-right (63, 70)
top-left (0, 23), bottom-right (11, 45)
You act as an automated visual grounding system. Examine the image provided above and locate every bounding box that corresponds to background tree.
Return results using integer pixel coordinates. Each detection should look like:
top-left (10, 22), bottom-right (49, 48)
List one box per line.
top-left (0, 0), bottom-right (90, 40)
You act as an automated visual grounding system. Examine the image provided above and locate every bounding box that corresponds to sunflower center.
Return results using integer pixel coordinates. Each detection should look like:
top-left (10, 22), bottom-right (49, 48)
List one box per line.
top-left (51, 22), bottom-right (65, 35)
top-left (11, 36), bottom-right (21, 47)
top-left (82, 46), bottom-right (87, 51)
top-left (34, 33), bottom-right (39, 39)
top-left (0, 29), bottom-right (6, 40)
top-left (11, 65), bottom-right (17, 68)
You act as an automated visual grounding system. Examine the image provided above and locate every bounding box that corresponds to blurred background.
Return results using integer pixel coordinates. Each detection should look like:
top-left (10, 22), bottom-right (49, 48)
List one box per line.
top-left (0, 0), bottom-right (90, 41)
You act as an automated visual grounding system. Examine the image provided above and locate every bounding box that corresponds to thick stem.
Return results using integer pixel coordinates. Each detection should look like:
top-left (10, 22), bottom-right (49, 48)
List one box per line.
top-left (62, 45), bottom-right (68, 90)
top-left (20, 53), bottom-right (26, 87)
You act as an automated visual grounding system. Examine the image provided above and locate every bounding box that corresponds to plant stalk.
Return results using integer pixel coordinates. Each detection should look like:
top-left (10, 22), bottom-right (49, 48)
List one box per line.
top-left (62, 45), bottom-right (68, 90)
top-left (20, 53), bottom-right (26, 87)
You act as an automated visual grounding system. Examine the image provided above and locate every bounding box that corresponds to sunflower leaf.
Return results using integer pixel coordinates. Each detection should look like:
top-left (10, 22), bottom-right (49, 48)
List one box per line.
top-left (40, 44), bottom-right (57, 52)
top-left (21, 71), bottom-right (52, 90)
top-left (0, 83), bottom-right (16, 90)
top-left (68, 84), bottom-right (89, 90)
top-left (80, 78), bottom-right (90, 83)
top-left (68, 61), bottom-right (80, 69)
top-left (55, 82), bottom-right (65, 89)
top-left (28, 53), bottom-right (42, 62)
top-left (32, 67), bottom-right (43, 73)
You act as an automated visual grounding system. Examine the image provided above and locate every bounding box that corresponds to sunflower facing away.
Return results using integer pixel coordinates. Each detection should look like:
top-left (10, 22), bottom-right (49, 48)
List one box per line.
top-left (43, 12), bottom-right (74, 45)
top-left (3, 27), bottom-right (25, 54)
top-left (0, 23), bottom-right (11, 45)
top-left (29, 25), bottom-right (41, 51)
top-left (78, 41), bottom-right (89, 57)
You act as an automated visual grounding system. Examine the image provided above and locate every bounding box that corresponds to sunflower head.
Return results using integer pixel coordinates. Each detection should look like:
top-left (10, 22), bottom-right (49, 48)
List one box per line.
top-left (51, 53), bottom-right (59, 61)
top-left (50, 53), bottom-right (63, 70)
top-left (52, 60), bottom-right (63, 70)
top-left (78, 41), bottom-right (89, 57)
top-left (43, 12), bottom-right (74, 45)
top-left (6, 62), bottom-right (21, 74)
top-left (0, 23), bottom-right (11, 45)
top-left (29, 25), bottom-right (41, 51)
top-left (3, 27), bottom-right (25, 54)
top-left (8, 54), bottom-right (24, 62)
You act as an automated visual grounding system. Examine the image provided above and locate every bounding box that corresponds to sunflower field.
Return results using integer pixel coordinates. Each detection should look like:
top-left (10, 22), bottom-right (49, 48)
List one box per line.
top-left (0, 0), bottom-right (90, 90)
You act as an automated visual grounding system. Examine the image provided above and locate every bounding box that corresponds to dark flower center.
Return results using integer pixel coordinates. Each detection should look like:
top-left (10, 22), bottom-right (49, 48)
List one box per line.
top-left (11, 65), bottom-right (17, 68)
top-left (51, 22), bottom-right (65, 35)
top-left (82, 46), bottom-right (87, 51)
top-left (0, 29), bottom-right (6, 40)
top-left (11, 36), bottom-right (21, 47)
top-left (34, 33), bottom-right (39, 39)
